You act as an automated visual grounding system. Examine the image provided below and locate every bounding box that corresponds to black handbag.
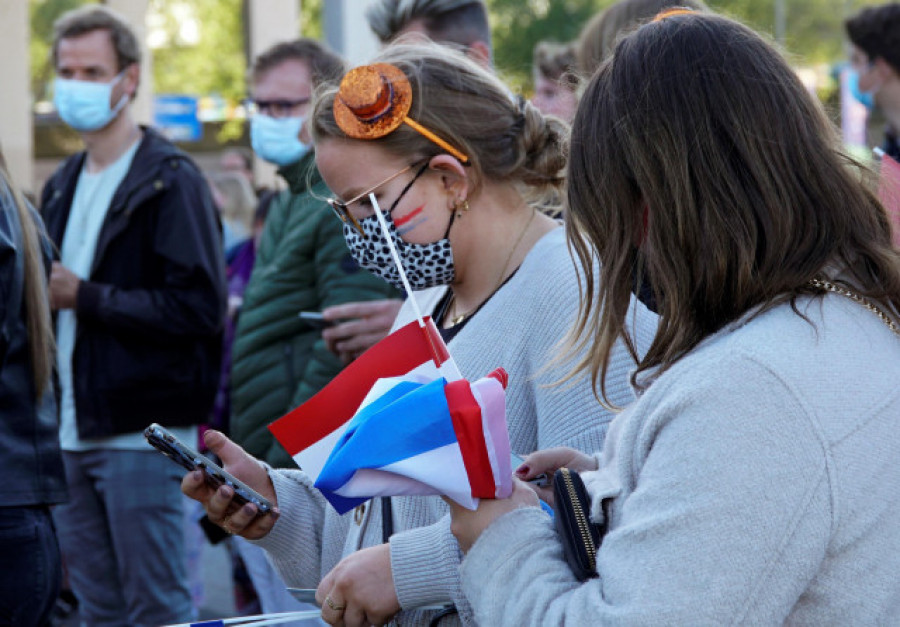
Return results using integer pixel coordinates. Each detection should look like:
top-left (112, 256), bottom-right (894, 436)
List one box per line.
top-left (552, 467), bottom-right (603, 581)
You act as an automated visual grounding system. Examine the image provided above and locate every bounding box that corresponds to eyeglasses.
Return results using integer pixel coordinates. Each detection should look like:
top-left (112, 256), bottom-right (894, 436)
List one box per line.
top-left (243, 97), bottom-right (311, 118)
top-left (327, 161), bottom-right (427, 236)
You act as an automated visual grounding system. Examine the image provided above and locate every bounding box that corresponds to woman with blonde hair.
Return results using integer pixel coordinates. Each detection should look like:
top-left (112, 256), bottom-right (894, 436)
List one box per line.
top-left (0, 147), bottom-right (67, 624)
top-left (449, 11), bottom-right (900, 624)
top-left (183, 41), bottom-right (657, 626)
top-left (209, 170), bottom-right (258, 253)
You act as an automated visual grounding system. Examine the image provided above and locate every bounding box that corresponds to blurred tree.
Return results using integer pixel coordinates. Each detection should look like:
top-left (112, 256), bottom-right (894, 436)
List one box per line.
top-left (300, 0), bottom-right (323, 40)
top-left (487, 0), bottom-right (609, 92)
top-left (484, 0), bottom-right (890, 95)
top-left (30, 0), bottom-right (91, 101)
top-left (708, 0), bottom-right (887, 63)
top-left (149, 0), bottom-right (245, 103)
top-left (148, 0), bottom-right (246, 140)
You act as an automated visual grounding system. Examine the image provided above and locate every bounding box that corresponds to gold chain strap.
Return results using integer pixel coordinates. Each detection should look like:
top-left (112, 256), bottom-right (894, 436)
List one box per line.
top-left (807, 278), bottom-right (900, 338)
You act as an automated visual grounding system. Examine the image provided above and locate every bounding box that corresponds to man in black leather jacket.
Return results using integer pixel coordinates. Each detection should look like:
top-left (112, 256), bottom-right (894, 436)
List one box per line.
top-left (40, 6), bottom-right (225, 625)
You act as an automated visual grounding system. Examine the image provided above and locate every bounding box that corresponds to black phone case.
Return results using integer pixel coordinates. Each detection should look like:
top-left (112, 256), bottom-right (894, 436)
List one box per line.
top-left (143, 423), bottom-right (275, 516)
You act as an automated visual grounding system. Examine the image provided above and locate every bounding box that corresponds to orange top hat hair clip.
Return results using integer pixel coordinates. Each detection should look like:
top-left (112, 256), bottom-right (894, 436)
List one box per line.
top-left (333, 63), bottom-right (469, 164)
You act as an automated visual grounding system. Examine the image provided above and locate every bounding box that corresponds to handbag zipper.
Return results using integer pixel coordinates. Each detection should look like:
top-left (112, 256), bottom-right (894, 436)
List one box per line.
top-left (560, 468), bottom-right (597, 570)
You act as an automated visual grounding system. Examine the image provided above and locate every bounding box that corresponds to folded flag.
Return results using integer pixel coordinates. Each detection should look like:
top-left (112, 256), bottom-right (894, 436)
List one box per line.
top-left (314, 368), bottom-right (513, 513)
top-left (877, 151), bottom-right (900, 247)
top-left (269, 316), bottom-right (461, 483)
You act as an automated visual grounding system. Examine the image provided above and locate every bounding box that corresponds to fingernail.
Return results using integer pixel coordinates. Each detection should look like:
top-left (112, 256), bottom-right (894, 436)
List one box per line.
top-left (242, 503), bottom-right (256, 515)
top-left (515, 464), bottom-right (529, 476)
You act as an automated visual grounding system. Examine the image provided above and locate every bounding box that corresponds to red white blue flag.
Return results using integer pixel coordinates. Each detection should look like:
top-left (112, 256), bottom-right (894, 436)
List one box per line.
top-left (268, 319), bottom-right (513, 512)
top-left (268, 191), bottom-right (513, 511)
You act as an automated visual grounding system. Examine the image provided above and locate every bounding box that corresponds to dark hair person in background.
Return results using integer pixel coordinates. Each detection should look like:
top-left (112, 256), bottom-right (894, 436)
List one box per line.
top-left (0, 146), bottom-right (67, 626)
top-left (367, 0), bottom-right (492, 67)
top-left (845, 2), bottom-right (900, 160)
top-left (450, 11), bottom-right (900, 624)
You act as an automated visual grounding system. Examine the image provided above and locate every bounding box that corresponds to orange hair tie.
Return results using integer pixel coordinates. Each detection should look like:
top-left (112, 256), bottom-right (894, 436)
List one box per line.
top-left (333, 63), bottom-right (469, 164)
top-left (652, 8), bottom-right (696, 22)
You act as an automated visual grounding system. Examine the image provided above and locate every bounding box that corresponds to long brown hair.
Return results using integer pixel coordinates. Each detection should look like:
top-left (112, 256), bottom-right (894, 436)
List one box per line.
top-left (566, 13), bottom-right (900, 403)
top-left (0, 149), bottom-right (54, 397)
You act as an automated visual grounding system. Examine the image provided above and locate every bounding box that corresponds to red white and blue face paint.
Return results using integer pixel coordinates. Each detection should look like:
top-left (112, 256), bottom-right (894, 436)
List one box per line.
top-left (342, 164), bottom-right (457, 291)
top-left (393, 204), bottom-right (428, 236)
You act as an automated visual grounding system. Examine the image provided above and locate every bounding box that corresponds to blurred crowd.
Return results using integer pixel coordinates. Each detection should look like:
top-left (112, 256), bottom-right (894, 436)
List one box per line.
top-left (3, 1), bottom-right (900, 626)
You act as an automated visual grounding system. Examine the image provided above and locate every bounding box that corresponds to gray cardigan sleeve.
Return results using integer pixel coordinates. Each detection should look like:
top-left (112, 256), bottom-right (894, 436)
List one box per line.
top-left (251, 468), bottom-right (331, 589)
top-left (458, 355), bottom-right (832, 625)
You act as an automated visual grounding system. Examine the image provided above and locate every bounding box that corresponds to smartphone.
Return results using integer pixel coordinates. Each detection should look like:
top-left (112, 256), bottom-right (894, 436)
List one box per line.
top-left (144, 423), bottom-right (275, 516)
top-left (298, 311), bottom-right (336, 330)
top-left (510, 452), bottom-right (549, 488)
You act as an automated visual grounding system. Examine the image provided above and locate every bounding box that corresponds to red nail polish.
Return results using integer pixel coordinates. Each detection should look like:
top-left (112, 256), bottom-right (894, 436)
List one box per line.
top-left (515, 464), bottom-right (529, 476)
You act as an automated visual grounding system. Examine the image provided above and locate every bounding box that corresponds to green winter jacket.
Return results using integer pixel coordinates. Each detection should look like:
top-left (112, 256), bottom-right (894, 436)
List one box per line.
top-left (230, 152), bottom-right (398, 468)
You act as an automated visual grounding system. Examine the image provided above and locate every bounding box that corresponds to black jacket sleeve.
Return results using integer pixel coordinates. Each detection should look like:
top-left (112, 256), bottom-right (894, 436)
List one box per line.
top-left (75, 159), bottom-right (226, 338)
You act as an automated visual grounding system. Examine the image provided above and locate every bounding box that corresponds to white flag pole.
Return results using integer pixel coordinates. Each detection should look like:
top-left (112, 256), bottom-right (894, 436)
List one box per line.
top-left (369, 193), bottom-right (462, 380)
top-left (164, 609), bottom-right (324, 627)
top-left (370, 193), bottom-right (426, 326)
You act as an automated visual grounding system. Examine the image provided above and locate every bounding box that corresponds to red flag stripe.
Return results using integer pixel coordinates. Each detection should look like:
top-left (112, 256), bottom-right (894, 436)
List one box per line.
top-left (444, 379), bottom-right (495, 498)
top-left (269, 317), bottom-right (449, 457)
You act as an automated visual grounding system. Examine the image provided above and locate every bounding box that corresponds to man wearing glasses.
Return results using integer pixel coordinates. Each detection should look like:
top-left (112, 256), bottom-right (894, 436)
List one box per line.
top-left (229, 39), bottom-right (399, 622)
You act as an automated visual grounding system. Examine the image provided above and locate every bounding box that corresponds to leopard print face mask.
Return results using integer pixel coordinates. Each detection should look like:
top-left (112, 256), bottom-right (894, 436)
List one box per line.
top-left (342, 163), bottom-right (457, 292)
top-left (342, 208), bottom-right (456, 292)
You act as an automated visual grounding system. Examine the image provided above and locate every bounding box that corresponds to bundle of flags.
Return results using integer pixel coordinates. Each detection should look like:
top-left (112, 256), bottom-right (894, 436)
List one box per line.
top-left (269, 191), bottom-right (515, 512)
top-left (269, 316), bottom-right (513, 512)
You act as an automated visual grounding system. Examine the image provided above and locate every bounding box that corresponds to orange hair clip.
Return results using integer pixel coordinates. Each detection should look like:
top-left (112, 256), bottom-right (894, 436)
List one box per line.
top-left (652, 7), bottom-right (696, 22)
top-left (333, 63), bottom-right (469, 164)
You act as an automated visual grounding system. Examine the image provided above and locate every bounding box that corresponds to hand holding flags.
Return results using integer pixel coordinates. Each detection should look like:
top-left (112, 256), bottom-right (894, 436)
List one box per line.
top-left (268, 190), bottom-right (514, 512)
top-left (314, 368), bottom-right (512, 513)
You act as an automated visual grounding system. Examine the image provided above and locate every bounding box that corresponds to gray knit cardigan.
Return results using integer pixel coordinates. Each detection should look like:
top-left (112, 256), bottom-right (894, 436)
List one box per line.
top-left (253, 227), bottom-right (659, 625)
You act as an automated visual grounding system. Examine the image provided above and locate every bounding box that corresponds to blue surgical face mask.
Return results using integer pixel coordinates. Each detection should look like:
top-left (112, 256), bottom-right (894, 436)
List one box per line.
top-left (54, 72), bottom-right (128, 132)
top-left (847, 69), bottom-right (875, 110)
top-left (250, 114), bottom-right (311, 166)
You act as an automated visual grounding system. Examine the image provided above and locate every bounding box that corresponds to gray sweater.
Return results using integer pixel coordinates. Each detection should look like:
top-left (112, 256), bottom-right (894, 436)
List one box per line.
top-left (460, 294), bottom-right (900, 625)
top-left (253, 228), bottom-right (658, 625)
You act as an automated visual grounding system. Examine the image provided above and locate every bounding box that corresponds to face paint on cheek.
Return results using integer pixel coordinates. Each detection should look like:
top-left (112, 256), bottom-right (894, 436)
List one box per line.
top-left (393, 205), bottom-right (428, 236)
top-left (397, 217), bottom-right (429, 236)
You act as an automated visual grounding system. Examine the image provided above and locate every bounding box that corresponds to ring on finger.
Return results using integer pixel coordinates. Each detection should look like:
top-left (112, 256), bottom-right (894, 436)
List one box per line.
top-left (325, 595), bottom-right (346, 612)
top-left (221, 514), bottom-right (235, 535)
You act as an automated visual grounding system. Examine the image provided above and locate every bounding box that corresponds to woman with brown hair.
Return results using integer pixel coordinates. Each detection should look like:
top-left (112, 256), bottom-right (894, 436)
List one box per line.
top-left (450, 11), bottom-right (900, 624)
top-left (183, 41), bottom-right (657, 626)
top-left (0, 148), bottom-right (67, 624)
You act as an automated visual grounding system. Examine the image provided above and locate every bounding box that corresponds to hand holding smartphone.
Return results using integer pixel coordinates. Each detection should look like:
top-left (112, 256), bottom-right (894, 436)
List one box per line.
top-left (298, 311), bottom-right (336, 330)
top-left (510, 452), bottom-right (549, 487)
top-left (144, 423), bottom-right (275, 516)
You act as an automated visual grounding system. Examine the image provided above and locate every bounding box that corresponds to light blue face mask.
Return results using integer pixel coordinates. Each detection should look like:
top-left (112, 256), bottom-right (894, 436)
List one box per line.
top-left (847, 69), bottom-right (875, 110)
top-left (54, 73), bottom-right (128, 132)
top-left (250, 114), bottom-right (311, 166)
